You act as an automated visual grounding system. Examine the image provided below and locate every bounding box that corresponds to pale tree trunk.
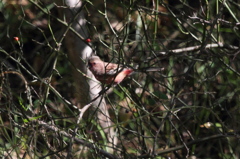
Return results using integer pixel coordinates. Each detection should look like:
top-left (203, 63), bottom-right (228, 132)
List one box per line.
top-left (56, 0), bottom-right (116, 152)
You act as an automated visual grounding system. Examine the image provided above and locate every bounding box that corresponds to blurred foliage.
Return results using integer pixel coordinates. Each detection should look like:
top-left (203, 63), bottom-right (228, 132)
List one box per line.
top-left (0, 0), bottom-right (240, 158)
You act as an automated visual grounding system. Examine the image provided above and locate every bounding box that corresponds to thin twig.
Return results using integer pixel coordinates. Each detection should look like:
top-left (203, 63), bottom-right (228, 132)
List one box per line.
top-left (33, 120), bottom-right (119, 159)
top-left (147, 43), bottom-right (239, 61)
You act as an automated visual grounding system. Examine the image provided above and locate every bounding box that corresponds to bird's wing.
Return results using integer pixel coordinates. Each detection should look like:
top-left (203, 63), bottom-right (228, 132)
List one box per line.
top-left (105, 63), bottom-right (122, 75)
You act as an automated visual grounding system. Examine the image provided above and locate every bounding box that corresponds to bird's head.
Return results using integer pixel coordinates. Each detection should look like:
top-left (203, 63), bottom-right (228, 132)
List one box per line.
top-left (88, 56), bottom-right (104, 75)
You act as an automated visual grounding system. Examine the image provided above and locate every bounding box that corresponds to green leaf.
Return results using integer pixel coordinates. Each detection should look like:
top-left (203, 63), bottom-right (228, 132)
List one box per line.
top-left (22, 116), bottom-right (42, 123)
top-left (153, 91), bottom-right (168, 100)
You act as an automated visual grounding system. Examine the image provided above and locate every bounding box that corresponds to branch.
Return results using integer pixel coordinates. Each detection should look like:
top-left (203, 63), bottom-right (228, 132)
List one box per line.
top-left (33, 120), bottom-right (119, 159)
top-left (28, 0), bottom-right (90, 46)
top-left (146, 43), bottom-right (239, 61)
top-left (139, 133), bottom-right (236, 158)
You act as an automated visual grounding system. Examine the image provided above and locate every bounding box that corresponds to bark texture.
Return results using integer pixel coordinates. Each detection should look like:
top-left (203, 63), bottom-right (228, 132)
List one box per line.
top-left (56, 0), bottom-right (116, 151)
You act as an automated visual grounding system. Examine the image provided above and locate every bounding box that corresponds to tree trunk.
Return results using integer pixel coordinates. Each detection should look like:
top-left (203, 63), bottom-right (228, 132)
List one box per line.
top-left (56, 0), bottom-right (116, 152)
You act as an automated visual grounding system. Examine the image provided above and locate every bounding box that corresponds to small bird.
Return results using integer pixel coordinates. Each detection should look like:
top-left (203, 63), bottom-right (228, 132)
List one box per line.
top-left (88, 56), bottom-right (163, 85)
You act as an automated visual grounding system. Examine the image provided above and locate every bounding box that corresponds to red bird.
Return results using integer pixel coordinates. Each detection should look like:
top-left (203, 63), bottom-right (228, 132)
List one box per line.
top-left (88, 56), bottom-right (133, 84)
top-left (88, 56), bottom-right (163, 85)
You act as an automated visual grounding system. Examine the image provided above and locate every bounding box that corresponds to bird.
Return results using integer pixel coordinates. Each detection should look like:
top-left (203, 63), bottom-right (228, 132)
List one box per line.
top-left (88, 56), bottom-right (163, 85)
